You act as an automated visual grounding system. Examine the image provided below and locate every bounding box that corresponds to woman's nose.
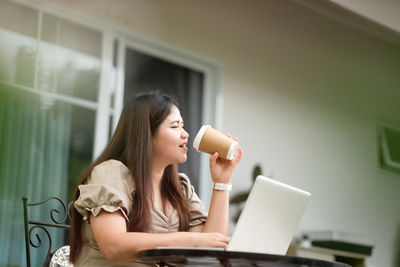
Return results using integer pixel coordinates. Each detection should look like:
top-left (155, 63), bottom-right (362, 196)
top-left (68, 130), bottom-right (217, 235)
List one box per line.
top-left (181, 128), bottom-right (189, 139)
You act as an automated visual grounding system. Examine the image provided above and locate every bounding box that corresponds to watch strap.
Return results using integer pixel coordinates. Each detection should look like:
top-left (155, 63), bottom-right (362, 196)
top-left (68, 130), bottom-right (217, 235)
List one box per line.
top-left (213, 183), bottom-right (232, 191)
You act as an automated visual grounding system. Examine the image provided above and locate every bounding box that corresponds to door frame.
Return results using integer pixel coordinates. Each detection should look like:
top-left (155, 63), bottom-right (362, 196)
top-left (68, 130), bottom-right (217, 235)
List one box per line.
top-left (114, 31), bottom-right (222, 207)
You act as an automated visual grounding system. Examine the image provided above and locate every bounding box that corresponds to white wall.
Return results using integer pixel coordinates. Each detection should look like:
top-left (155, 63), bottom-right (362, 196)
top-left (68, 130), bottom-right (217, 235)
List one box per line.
top-left (28, 0), bottom-right (400, 266)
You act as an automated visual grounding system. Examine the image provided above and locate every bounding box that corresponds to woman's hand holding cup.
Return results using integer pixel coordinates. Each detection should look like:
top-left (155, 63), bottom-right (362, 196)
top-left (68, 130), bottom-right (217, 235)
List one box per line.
top-left (193, 125), bottom-right (242, 184)
top-left (209, 135), bottom-right (242, 184)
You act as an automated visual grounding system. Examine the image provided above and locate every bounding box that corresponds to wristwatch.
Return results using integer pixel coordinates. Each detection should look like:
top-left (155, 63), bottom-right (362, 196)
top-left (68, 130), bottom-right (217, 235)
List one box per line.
top-left (213, 183), bottom-right (232, 191)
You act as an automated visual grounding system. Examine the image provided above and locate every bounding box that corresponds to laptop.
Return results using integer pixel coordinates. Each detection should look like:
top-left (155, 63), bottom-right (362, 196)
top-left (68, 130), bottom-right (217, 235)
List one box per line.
top-left (227, 175), bottom-right (311, 255)
top-left (157, 175), bottom-right (311, 255)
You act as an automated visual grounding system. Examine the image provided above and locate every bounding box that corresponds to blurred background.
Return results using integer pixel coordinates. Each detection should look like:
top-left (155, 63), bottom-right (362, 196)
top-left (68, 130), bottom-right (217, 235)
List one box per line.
top-left (0, 0), bottom-right (399, 266)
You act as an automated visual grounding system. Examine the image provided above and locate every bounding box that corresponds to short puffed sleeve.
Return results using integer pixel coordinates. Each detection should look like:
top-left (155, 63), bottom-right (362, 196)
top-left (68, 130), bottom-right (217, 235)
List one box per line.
top-left (179, 173), bottom-right (208, 226)
top-left (74, 160), bottom-right (135, 222)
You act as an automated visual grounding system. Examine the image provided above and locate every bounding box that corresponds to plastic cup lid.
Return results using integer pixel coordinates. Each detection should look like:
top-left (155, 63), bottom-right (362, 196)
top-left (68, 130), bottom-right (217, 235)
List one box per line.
top-left (193, 125), bottom-right (210, 151)
top-left (226, 141), bottom-right (238, 160)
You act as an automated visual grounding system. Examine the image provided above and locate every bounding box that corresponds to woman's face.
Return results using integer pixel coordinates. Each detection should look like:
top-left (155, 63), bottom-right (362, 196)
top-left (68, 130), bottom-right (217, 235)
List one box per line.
top-left (152, 105), bottom-right (189, 166)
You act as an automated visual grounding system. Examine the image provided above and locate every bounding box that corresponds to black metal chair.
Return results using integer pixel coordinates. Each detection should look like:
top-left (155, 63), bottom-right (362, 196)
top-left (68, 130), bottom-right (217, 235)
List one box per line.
top-left (22, 196), bottom-right (72, 267)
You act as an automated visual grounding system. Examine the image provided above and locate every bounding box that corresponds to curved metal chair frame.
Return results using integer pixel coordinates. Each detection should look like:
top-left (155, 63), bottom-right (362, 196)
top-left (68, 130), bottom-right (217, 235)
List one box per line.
top-left (22, 196), bottom-right (72, 267)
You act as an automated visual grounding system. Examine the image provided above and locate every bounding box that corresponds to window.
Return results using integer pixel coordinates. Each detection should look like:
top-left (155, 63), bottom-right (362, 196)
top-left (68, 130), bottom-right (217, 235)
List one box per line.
top-left (0, 1), bottom-right (101, 266)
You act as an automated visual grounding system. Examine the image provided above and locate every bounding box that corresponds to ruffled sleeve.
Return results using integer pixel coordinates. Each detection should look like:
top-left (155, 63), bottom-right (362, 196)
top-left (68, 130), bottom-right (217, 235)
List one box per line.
top-left (74, 160), bottom-right (135, 222)
top-left (179, 173), bottom-right (208, 226)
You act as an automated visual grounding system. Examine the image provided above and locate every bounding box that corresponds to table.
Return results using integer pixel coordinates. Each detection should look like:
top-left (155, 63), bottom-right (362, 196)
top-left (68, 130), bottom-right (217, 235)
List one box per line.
top-left (137, 248), bottom-right (352, 266)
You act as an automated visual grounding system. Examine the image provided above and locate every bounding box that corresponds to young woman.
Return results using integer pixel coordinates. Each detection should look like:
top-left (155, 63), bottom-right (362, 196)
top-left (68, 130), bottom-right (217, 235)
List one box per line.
top-left (69, 92), bottom-right (242, 266)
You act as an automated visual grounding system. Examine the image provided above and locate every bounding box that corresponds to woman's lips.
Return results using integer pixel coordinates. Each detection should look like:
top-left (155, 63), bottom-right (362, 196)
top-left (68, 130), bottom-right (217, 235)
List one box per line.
top-left (179, 142), bottom-right (188, 151)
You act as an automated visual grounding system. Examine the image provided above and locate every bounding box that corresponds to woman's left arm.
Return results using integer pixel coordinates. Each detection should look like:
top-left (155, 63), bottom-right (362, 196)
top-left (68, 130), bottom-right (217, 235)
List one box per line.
top-left (190, 137), bottom-right (242, 235)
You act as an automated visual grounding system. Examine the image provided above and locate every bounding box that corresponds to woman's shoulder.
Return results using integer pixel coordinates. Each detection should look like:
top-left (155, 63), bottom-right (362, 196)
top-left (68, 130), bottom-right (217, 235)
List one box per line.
top-left (89, 160), bottom-right (134, 190)
top-left (75, 159), bottom-right (134, 221)
top-left (92, 159), bottom-right (130, 175)
top-left (94, 159), bottom-right (128, 171)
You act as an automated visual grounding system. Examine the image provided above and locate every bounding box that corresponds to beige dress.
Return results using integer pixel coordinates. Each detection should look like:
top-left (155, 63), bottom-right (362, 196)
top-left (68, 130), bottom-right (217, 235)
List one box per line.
top-left (74, 159), bottom-right (208, 267)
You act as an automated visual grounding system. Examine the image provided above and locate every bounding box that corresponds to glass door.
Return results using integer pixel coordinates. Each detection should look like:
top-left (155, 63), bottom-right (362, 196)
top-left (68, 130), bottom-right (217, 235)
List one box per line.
top-left (122, 46), bottom-right (204, 190)
top-left (114, 35), bottom-right (221, 205)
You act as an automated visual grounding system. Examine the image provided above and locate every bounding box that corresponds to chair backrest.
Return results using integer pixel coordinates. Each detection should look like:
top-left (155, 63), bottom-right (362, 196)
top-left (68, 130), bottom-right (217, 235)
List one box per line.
top-left (22, 196), bottom-right (72, 267)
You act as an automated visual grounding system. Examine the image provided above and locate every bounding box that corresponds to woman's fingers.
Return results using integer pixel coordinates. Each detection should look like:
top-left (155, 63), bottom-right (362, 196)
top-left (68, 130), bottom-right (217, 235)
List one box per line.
top-left (232, 147), bottom-right (243, 164)
top-left (222, 234), bottom-right (230, 244)
top-left (209, 152), bottom-right (219, 167)
top-left (195, 232), bottom-right (230, 248)
top-left (216, 241), bottom-right (229, 248)
top-left (211, 152), bottom-right (218, 161)
top-left (237, 147), bottom-right (243, 160)
top-left (219, 234), bottom-right (230, 247)
top-left (211, 233), bottom-right (230, 247)
top-left (237, 147), bottom-right (243, 158)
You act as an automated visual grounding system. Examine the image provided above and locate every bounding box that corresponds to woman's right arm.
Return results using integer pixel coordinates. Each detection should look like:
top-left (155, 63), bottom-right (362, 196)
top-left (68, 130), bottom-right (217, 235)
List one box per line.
top-left (90, 211), bottom-right (230, 263)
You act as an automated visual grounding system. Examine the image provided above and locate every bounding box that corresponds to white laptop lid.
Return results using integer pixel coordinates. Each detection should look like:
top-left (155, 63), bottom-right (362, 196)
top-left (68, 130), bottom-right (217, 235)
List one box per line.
top-left (227, 175), bottom-right (311, 255)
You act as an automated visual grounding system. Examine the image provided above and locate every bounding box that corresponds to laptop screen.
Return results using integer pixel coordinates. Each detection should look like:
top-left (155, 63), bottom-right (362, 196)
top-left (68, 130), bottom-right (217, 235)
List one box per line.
top-left (227, 175), bottom-right (311, 255)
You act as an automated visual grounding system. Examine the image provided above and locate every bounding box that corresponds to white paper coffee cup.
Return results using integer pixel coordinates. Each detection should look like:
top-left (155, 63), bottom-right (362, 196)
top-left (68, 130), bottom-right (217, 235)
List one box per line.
top-left (193, 125), bottom-right (238, 160)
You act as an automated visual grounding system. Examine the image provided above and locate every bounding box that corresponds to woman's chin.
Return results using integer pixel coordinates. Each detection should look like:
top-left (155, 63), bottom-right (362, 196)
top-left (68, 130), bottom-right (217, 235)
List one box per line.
top-left (179, 156), bottom-right (188, 163)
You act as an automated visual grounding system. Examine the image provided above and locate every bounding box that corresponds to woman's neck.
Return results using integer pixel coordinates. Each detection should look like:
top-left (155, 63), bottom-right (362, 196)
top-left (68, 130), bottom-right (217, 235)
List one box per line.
top-left (151, 159), bottom-right (166, 188)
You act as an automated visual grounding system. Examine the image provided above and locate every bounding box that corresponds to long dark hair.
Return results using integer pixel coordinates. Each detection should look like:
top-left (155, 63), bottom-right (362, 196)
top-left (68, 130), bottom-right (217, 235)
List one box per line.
top-left (69, 92), bottom-right (191, 263)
